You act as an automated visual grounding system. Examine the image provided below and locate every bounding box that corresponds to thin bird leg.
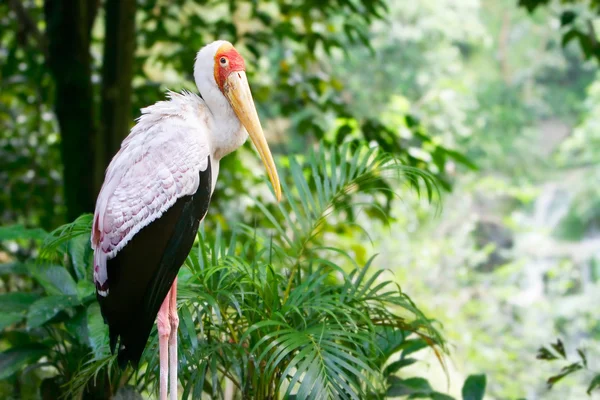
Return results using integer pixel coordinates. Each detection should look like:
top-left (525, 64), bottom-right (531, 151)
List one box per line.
top-left (157, 289), bottom-right (172, 400)
top-left (168, 278), bottom-right (179, 400)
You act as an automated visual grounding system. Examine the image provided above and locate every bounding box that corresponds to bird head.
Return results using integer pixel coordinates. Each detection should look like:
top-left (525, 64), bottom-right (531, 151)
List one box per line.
top-left (194, 41), bottom-right (281, 202)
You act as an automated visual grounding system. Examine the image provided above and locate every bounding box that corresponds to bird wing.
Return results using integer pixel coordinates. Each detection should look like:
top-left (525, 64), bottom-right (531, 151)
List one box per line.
top-left (91, 92), bottom-right (214, 366)
top-left (91, 91), bottom-right (210, 292)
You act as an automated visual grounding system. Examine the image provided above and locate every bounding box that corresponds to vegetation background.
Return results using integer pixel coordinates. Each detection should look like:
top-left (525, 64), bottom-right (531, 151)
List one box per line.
top-left (1, 0), bottom-right (600, 399)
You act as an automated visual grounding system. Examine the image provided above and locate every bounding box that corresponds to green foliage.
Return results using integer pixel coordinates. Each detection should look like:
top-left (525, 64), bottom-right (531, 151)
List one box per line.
top-left (0, 142), bottom-right (457, 399)
top-left (0, 225), bottom-right (47, 242)
top-left (519, 0), bottom-right (600, 62)
top-left (0, 2), bottom-right (63, 230)
top-left (0, 233), bottom-right (100, 398)
top-left (461, 374), bottom-right (486, 400)
top-left (1, 0), bottom-right (469, 229)
top-left (3, 0), bottom-right (598, 399)
top-left (537, 339), bottom-right (600, 395)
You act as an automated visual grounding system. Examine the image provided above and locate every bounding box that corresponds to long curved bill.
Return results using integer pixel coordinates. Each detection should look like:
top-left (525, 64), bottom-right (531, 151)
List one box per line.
top-left (224, 71), bottom-right (282, 202)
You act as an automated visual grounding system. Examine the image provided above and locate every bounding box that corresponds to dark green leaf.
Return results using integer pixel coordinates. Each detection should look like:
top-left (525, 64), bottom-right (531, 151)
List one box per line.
top-left (547, 363), bottom-right (583, 389)
top-left (577, 348), bottom-right (587, 368)
top-left (0, 292), bottom-right (41, 314)
top-left (587, 374), bottom-right (600, 395)
top-left (400, 338), bottom-right (429, 357)
top-left (536, 346), bottom-right (558, 361)
top-left (0, 344), bottom-right (48, 379)
top-left (577, 33), bottom-right (594, 58)
top-left (65, 308), bottom-right (89, 345)
top-left (0, 314), bottom-right (24, 331)
top-left (30, 265), bottom-right (78, 296)
top-left (560, 11), bottom-right (577, 26)
top-left (69, 233), bottom-right (92, 281)
top-left (0, 262), bottom-right (30, 276)
top-left (27, 295), bottom-right (81, 329)
top-left (461, 374), bottom-right (486, 400)
top-left (0, 224), bottom-right (47, 241)
top-left (518, 0), bottom-right (551, 13)
top-left (562, 29), bottom-right (580, 47)
top-left (550, 339), bottom-right (566, 359)
top-left (431, 393), bottom-right (456, 400)
top-left (384, 358), bottom-right (417, 376)
top-left (387, 377), bottom-right (432, 397)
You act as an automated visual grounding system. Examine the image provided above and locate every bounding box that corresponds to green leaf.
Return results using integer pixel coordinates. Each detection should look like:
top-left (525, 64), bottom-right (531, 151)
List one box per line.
top-left (400, 338), bottom-right (429, 357)
top-left (87, 303), bottom-right (109, 357)
top-left (40, 214), bottom-right (93, 260)
top-left (384, 358), bottom-right (417, 376)
top-left (431, 393), bottom-right (456, 400)
top-left (536, 346), bottom-right (558, 361)
top-left (0, 314), bottom-right (24, 331)
top-left (180, 306), bottom-right (198, 350)
top-left (562, 29), bottom-right (579, 47)
top-left (30, 265), bottom-right (78, 296)
top-left (27, 295), bottom-right (82, 329)
top-left (69, 233), bottom-right (92, 281)
top-left (65, 308), bottom-right (89, 346)
top-left (76, 279), bottom-right (95, 301)
top-left (0, 262), bottom-right (30, 276)
top-left (550, 339), bottom-right (566, 358)
top-left (387, 377), bottom-right (432, 397)
top-left (587, 374), bottom-right (600, 395)
top-left (0, 344), bottom-right (48, 379)
top-left (560, 11), bottom-right (577, 26)
top-left (518, 0), bottom-right (550, 13)
top-left (445, 149), bottom-right (478, 170)
top-left (578, 32), bottom-right (594, 59)
top-left (577, 348), bottom-right (587, 368)
top-left (0, 224), bottom-right (47, 241)
top-left (461, 374), bottom-right (486, 400)
top-left (0, 292), bottom-right (41, 314)
top-left (547, 363), bottom-right (583, 389)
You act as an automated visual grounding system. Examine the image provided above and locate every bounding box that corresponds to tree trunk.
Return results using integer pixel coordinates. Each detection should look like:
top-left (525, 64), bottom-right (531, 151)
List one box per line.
top-left (44, 0), bottom-right (99, 221)
top-left (100, 0), bottom-right (137, 176)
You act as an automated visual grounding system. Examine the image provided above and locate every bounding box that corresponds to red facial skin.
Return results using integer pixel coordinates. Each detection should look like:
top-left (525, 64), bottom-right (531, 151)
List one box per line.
top-left (214, 44), bottom-right (246, 91)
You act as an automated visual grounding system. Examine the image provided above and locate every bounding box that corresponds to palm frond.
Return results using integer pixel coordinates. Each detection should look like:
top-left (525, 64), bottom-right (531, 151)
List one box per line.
top-left (39, 213), bottom-right (93, 262)
top-left (62, 141), bottom-right (445, 399)
top-left (243, 142), bottom-right (441, 270)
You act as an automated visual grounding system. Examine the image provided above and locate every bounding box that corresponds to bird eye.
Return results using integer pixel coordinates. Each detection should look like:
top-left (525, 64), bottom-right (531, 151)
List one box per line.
top-left (220, 57), bottom-right (227, 66)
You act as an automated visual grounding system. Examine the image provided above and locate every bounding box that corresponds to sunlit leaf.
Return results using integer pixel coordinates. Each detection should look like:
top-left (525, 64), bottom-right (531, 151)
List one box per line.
top-left (547, 363), bottom-right (583, 389)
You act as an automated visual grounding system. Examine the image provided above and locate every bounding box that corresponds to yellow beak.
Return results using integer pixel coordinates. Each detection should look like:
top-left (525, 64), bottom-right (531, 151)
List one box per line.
top-left (224, 71), bottom-right (282, 201)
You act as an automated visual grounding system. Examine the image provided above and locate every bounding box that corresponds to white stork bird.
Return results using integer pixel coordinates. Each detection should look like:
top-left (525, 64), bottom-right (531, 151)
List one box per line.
top-left (91, 40), bottom-right (281, 400)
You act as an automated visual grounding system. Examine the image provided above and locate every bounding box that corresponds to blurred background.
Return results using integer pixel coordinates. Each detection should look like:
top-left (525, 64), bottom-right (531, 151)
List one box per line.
top-left (2, 0), bottom-right (600, 399)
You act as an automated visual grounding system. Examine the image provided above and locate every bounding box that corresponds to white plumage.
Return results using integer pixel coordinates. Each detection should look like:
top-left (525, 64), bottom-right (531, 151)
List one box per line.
top-left (91, 92), bottom-right (215, 293)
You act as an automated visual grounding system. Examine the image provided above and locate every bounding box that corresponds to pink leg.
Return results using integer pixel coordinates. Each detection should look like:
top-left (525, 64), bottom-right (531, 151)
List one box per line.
top-left (168, 278), bottom-right (179, 400)
top-left (157, 291), bottom-right (171, 400)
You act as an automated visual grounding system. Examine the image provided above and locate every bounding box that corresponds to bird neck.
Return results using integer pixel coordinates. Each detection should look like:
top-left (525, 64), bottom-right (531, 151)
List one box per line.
top-left (197, 81), bottom-right (248, 161)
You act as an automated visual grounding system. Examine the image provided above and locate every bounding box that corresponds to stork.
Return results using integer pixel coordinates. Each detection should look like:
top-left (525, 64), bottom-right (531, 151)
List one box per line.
top-left (91, 40), bottom-right (281, 400)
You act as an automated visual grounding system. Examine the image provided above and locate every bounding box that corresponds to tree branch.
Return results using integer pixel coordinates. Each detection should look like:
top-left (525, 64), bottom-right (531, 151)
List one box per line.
top-left (87, 0), bottom-right (100, 33)
top-left (587, 19), bottom-right (598, 49)
top-left (7, 0), bottom-right (48, 60)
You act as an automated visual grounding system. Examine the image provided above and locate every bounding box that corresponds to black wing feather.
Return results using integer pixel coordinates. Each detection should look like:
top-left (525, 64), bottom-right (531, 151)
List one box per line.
top-left (97, 160), bottom-right (212, 368)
